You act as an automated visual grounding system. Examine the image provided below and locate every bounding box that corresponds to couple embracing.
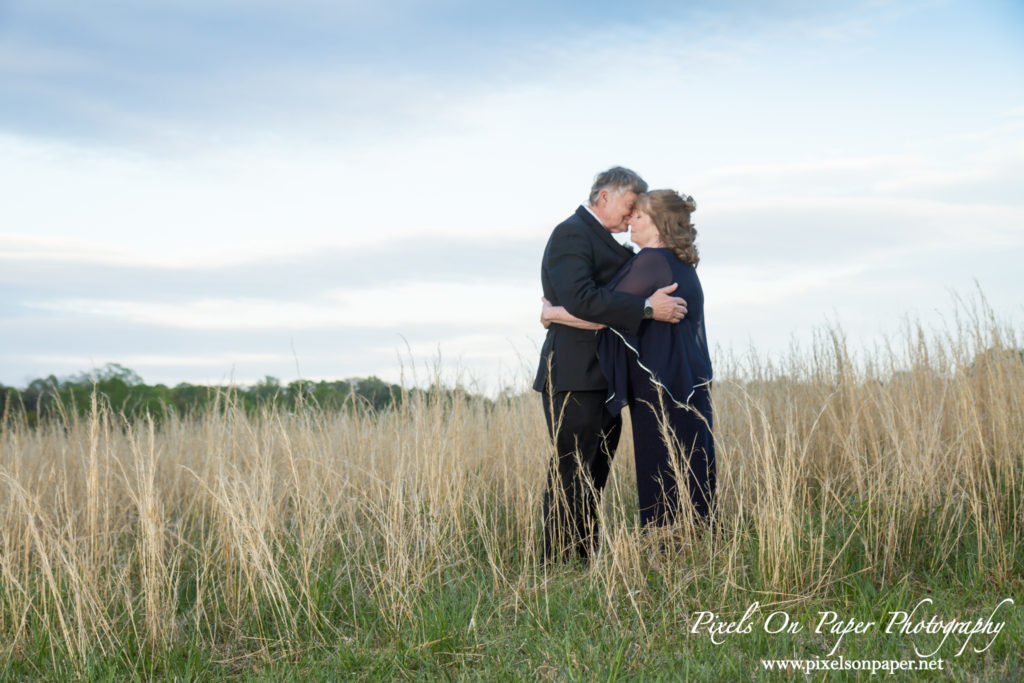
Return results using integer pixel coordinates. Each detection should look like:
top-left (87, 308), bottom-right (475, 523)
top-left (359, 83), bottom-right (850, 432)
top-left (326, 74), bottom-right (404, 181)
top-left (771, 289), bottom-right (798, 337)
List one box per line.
top-left (534, 167), bottom-right (715, 562)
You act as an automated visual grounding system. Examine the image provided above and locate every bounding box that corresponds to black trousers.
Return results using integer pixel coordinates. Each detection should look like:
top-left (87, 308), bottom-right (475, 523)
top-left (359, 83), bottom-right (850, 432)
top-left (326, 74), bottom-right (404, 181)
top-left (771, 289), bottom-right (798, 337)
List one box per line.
top-left (627, 358), bottom-right (716, 527)
top-left (541, 388), bottom-right (621, 561)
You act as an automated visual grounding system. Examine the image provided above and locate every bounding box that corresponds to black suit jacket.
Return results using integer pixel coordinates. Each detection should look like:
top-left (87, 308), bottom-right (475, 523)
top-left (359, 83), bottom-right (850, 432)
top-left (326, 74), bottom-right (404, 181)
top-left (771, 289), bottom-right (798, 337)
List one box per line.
top-left (533, 206), bottom-right (644, 393)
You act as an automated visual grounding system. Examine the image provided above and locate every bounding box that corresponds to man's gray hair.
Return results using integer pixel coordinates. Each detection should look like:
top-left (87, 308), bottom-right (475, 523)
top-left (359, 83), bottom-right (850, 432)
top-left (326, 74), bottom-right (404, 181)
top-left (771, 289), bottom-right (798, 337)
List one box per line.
top-left (588, 166), bottom-right (648, 205)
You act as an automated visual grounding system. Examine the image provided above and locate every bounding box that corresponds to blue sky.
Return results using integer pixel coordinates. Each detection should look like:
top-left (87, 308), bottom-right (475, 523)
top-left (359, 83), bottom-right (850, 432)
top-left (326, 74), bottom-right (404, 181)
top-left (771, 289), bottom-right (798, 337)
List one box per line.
top-left (2, 0), bottom-right (1022, 390)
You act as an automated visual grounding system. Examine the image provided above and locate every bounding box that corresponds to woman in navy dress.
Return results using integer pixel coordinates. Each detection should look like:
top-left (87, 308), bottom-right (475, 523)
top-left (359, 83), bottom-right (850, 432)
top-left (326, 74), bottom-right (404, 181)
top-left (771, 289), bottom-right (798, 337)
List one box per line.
top-left (541, 190), bottom-right (714, 528)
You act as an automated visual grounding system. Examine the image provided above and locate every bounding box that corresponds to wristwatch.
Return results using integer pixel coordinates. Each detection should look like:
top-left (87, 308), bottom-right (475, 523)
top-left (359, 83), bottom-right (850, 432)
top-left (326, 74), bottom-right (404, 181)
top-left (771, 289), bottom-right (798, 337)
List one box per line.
top-left (643, 298), bottom-right (654, 319)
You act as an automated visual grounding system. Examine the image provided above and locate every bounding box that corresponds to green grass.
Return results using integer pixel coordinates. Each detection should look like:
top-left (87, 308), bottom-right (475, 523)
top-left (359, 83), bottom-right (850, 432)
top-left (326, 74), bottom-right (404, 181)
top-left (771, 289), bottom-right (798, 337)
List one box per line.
top-left (2, 305), bottom-right (1021, 680)
top-left (1, 510), bottom-right (1019, 681)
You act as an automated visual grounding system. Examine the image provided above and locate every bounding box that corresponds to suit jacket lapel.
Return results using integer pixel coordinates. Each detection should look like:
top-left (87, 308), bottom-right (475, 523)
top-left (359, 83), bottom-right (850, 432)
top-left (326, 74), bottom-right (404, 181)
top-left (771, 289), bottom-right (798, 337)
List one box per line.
top-left (575, 205), bottom-right (635, 261)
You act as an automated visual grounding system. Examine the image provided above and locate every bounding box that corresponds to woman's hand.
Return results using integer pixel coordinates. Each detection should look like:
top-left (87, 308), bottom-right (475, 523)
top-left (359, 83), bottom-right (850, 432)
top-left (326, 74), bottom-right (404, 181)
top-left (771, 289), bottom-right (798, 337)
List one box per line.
top-left (540, 297), bottom-right (554, 329)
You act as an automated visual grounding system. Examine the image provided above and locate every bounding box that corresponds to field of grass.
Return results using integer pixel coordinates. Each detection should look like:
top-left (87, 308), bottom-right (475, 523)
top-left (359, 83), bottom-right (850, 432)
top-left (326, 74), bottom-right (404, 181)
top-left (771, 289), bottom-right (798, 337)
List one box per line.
top-left (1, 302), bottom-right (1021, 680)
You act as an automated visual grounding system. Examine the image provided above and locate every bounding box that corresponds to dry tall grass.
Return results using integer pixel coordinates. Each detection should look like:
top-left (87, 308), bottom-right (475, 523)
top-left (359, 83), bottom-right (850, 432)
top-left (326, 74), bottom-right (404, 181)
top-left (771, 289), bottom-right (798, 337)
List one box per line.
top-left (1, 299), bottom-right (1021, 669)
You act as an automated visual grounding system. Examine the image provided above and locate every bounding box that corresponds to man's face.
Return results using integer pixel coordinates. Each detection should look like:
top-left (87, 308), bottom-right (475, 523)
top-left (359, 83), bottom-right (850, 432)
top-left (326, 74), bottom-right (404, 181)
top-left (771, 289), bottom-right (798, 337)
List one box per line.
top-left (597, 189), bottom-right (638, 233)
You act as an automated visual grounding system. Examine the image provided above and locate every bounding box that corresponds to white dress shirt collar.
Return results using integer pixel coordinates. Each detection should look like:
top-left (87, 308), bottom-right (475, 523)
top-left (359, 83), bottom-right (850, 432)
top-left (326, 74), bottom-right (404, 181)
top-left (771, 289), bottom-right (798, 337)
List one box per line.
top-left (582, 203), bottom-right (607, 229)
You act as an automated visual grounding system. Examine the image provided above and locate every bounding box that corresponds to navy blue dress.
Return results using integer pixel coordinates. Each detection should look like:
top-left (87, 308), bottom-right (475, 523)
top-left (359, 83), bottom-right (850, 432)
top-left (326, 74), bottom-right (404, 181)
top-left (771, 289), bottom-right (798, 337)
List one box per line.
top-left (596, 248), bottom-right (716, 526)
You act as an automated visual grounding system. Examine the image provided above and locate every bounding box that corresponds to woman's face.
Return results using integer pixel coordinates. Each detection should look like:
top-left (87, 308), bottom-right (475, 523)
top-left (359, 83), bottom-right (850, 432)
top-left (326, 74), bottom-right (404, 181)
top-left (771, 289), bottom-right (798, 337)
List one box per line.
top-left (628, 208), bottom-right (662, 249)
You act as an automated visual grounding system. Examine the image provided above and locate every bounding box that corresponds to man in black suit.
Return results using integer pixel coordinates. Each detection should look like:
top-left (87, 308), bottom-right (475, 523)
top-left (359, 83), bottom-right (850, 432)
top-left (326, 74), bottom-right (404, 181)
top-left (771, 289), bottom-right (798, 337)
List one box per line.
top-left (534, 166), bottom-right (687, 561)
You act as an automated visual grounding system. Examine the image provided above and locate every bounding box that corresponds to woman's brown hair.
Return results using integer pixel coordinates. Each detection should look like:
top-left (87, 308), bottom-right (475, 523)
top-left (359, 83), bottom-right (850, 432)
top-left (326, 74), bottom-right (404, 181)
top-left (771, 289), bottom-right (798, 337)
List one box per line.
top-left (639, 189), bottom-right (699, 266)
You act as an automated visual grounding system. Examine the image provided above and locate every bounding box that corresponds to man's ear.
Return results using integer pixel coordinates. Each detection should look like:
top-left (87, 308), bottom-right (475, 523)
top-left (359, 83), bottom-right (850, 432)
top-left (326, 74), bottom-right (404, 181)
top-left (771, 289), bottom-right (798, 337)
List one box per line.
top-left (597, 189), bottom-right (608, 207)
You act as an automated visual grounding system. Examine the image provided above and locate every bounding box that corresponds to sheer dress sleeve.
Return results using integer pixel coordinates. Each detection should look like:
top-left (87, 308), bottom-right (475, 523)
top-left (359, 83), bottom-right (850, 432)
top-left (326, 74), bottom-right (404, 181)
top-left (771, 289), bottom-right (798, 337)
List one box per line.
top-left (606, 248), bottom-right (674, 297)
top-left (598, 249), bottom-right (712, 415)
top-left (597, 249), bottom-right (673, 415)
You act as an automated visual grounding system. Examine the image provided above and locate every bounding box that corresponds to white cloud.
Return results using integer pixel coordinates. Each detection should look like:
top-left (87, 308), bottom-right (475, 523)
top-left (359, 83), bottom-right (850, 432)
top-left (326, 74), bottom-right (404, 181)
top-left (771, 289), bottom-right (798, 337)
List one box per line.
top-left (702, 262), bottom-right (871, 308)
top-left (26, 281), bottom-right (540, 330)
top-left (0, 234), bottom-right (161, 266)
top-left (3, 0), bottom-right (1022, 389)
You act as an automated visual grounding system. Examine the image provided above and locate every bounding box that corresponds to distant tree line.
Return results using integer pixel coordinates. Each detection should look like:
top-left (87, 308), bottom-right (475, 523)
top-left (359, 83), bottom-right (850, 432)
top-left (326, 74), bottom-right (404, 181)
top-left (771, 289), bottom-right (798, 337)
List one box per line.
top-left (0, 363), bottom-right (485, 427)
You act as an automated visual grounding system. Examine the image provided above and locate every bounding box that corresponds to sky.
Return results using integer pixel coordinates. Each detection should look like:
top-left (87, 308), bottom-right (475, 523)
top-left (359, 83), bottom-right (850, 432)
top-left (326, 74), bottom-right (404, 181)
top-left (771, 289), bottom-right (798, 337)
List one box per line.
top-left (1, 0), bottom-right (1022, 392)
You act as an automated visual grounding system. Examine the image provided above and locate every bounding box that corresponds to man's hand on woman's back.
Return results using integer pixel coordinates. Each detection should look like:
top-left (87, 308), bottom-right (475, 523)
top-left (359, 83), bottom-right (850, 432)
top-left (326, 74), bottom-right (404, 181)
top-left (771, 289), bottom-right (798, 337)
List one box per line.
top-left (650, 283), bottom-right (687, 323)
